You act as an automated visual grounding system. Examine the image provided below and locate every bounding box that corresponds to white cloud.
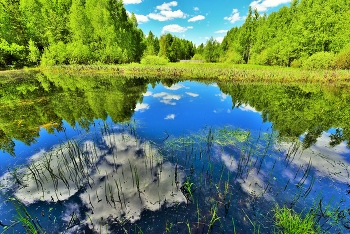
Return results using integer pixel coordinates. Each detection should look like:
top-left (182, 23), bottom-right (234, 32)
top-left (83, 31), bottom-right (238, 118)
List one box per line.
top-left (148, 13), bottom-right (169, 21)
top-left (221, 152), bottom-right (237, 172)
top-left (224, 9), bottom-right (243, 24)
top-left (250, 0), bottom-right (291, 12)
top-left (134, 14), bottom-right (149, 23)
top-left (188, 15), bottom-right (205, 22)
top-left (153, 92), bottom-right (181, 105)
top-left (2, 133), bottom-right (186, 230)
top-left (215, 30), bottom-right (228, 34)
top-left (194, 7), bottom-right (199, 11)
top-left (279, 133), bottom-right (350, 184)
top-left (239, 104), bottom-right (259, 113)
top-left (215, 37), bottom-right (224, 43)
top-left (186, 92), bottom-right (199, 97)
top-left (134, 103), bottom-right (149, 112)
top-left (149, 1), bottom-right (186, 21)
top-left (187, 26), bottom-right (193, 29)
top-left (123, 0), bottom-right (142, 4)
top-left (162, 24), bottom-right (189, 33)
top-left (164, 84), bottom-right (185, 90)
top-left (161, 10), bottom-right (186, 19)
top-left (153, 92), bottom-right (181, 100)
top-left (161, 100), bottom-right (176, 105)
top-left (165, 114), bottom-right (176, 120)
top-left (215, 93), bottom-right (228, 101)
top-left (143, 91), bottom-right (153, 96)
top-left (156, 1), bottom-right (177, 11)
top-left (148, 10), bottom-right (186, 21)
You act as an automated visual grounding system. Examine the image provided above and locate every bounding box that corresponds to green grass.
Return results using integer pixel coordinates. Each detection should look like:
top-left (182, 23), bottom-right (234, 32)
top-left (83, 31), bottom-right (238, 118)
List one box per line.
top-left (38, 62), bottom-right (350, 85)
top-left (273, 205), bottom-right (320, 234)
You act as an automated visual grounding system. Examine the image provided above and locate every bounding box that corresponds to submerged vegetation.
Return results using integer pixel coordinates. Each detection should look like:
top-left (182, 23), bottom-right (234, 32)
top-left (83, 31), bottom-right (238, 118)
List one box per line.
top-left (1, 123), bottom-right (350, 233)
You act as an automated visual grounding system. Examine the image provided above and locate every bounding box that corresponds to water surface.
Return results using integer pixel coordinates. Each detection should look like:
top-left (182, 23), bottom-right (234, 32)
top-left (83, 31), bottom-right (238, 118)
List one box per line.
top-left (1, 71), bottom-right (350, 233)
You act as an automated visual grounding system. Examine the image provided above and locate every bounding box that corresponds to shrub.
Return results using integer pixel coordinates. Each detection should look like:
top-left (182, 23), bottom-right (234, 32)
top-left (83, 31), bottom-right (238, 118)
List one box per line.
top-left (191, 54), bottom-right (204, 61)
top-left (223, 50), bottom-right (243, 64)
top-left (140, 55), bottom-right (168, 65)
top-left (333, 44), bottom-right (350, 69)
top-left (28, 39), bottom-right (40, 64)
top-left (66, 42), bottom-right (93, 64)
top-left (302, 52), bottom-right (335, 70)
top-left (0, 39), bottom-right (25, 68)
top-left (41, 41), bottom-right (68, 66)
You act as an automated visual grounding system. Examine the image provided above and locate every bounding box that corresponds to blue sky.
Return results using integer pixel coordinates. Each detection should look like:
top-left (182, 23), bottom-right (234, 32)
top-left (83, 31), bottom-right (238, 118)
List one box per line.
top-left (123, 0), bottom-right (292, 46)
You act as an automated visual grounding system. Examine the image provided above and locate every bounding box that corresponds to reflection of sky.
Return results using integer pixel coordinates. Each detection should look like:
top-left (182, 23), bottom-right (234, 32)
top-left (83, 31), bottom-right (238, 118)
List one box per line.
top-left (239, 104), bottom-right (259, 113)
top-left (1, 133), bottom-right (185, 232)
top-left (279, 133), bottom-right (350, 184)
top-left (133, 81), bottom-right (270, 140)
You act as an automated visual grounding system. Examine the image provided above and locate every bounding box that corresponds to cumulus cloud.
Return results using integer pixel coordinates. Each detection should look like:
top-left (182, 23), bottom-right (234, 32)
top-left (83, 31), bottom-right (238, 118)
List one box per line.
top-left (1, 133), bottom-right (186, 231)
top-left (149, 10), bottom-right (186, 21)
top-left (149, 1), bottom-right (186, 21)
top-left (215, 30), bottom-right (228, 34)
top-left (153, 92), bottom-right (181, 100)
top-left (194, 7), bottom-right (199, 11)
top-left (215, 37), bottom-right (224, 43)
top-left (143, 91), bottom-right (153, 96)
top-left (224, 9), bottom-right (243, 24)
top-left (156, 1), bottom-right (178, 11)
top-left (161, 100), bottom-right (176, 105)
top-left (250, 0), bottom-right (291, 12)
top-left (279, 133), bottom-right (350, 184)
top-left (186, 92), bottom-right (199, 97)
top-left (162, 24), bottom-right (191, 33)
top-left (188, 15), bottom-right (205, 22)
top-left (164, 84), bottom-right (185, 90)
top-left (134, 14), bottom-right (149, 23)
top-left (215, 93), bottom-right (228, 101)
top-left (123, 0), bottom-right (142, 4)
top-left (134, 103), bottom-right (149, 112)
top-left (153, 92), bottom-right (181, 105)
top-left (165, 114), bottom-right (176, 120)
top-left (221, 152), bottom-right (237, 172)
top-left (239, 104), bottom-right (259, 113)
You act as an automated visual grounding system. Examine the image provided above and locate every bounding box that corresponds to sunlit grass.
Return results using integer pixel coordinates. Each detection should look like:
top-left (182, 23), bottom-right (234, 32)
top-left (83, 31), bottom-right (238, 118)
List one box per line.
top-left (273, 205), bottom-right (320, 234)
top-left (39, 63), bottom-right (350, 85)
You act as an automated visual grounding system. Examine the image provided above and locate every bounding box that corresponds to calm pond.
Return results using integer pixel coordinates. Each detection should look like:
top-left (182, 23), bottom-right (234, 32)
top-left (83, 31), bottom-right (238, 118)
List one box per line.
top-left (1, 71), bottom-right (350, 233)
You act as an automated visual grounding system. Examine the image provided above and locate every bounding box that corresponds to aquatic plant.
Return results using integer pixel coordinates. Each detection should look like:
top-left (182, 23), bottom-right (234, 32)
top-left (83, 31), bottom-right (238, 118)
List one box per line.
top-left (273, 205), bottom-right (320, 234)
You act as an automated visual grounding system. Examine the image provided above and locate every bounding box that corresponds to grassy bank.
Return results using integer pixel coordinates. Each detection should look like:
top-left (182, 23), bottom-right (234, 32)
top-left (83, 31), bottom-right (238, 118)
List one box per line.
top-left (38, 63), bottom-right (350, 85)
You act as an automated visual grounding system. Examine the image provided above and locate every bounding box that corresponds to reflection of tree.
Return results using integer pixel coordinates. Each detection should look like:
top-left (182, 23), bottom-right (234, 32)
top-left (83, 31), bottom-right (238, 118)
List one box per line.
top-left (0, 71), bottom-right (149, 155)
top-left (218, 82), bottom-right (350, 148)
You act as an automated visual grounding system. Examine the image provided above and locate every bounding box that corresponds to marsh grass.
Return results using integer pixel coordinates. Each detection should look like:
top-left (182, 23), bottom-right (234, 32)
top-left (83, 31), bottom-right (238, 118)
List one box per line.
top-left (40, 63), bottom-right (350, 85)
top-left (273, 205), bottom-right (320, 234)
top-left (2, 197), bottom-right (45, 234)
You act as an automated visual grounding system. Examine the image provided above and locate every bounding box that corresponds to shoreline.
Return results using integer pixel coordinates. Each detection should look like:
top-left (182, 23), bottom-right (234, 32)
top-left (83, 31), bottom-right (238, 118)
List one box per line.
top-left (2, 63), bottom-right (350, 85)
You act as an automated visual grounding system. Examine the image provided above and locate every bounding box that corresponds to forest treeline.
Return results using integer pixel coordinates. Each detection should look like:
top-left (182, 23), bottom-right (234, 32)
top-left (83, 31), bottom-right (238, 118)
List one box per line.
top-left (1, 0), bottom-right (350, 69)
top-left (0, 0), bottom-right (195, 68)
top-left (216, 0), bottom-right (350, 69)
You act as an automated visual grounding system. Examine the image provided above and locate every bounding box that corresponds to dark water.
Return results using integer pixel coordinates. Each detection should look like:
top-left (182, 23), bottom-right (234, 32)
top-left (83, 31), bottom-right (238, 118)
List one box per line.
top-left (1, 71), bottom-right (350, 233)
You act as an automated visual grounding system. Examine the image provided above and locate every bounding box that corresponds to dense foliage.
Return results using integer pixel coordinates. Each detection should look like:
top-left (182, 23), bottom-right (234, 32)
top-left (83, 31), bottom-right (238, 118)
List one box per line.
top-left (1, 0), bottom-right (350, 69)
top-left (0, 0), bottom-right (141, 67)
top-left (0, 0), bottom-right (195, 68)
top-left (215, 0), bottom-right (350, 68)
